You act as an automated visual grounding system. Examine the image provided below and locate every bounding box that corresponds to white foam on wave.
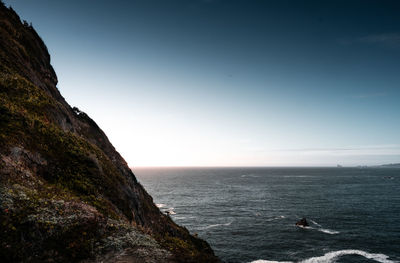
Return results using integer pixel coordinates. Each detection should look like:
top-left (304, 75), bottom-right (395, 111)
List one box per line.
top-left (200, 221), bottom-right (233, 230)
top-left (250, 260), bottom-right (292, 263)
top-left (167, 207), bottom-right (176, 215)
top-left (156, 203), bottom-right (165, 208)
top-left (300, 249), bottom-right (398, 263)
top-left (309, 219), bottom-right (321, 227)
top-left (296, 225), bottom-right (310, 229)
top-left (163, 207), bottom-right (176, 215)
top-left (318, 228), bottom-right (340, 235)
top-left (241, 174), bottom-right (260, 178)
top-left (296, 225), bottom-right (339, 235)
top-left (296, 219), bottom-right (339, 235)
top-left (249, 249), bottom-right (398, 263)
top-left (266, 215), bottom-right (286, 222)
top-left (283, 175), bottom-right (314, 178)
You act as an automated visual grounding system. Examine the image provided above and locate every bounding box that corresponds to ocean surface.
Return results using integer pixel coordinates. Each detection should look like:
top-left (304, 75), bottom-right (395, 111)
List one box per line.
top-left (134, 167), bottom-right (400, 263)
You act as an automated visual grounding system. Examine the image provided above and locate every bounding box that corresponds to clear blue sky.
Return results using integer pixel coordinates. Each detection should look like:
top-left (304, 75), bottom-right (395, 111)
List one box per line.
top-left (4, 0), bottom-right (400, 166)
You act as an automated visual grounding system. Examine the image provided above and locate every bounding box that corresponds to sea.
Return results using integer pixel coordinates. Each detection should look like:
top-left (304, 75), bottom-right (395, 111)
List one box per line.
top-left (133, 167), bottom-right (400, 263)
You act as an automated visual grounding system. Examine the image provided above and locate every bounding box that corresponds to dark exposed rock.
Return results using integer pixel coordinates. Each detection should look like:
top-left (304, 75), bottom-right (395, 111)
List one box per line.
top-left (0, 2), bottom-right (219, 262)
top-left (295, 218), bottom-right (309, 227)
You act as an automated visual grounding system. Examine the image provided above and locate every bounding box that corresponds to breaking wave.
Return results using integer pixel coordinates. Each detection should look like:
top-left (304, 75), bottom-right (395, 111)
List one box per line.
top-left (318, 228), bottom-right (340, 235)
top-left (297, 219), bottom-right (339, 235)
top-left (241, 174), bottom-right (260, 178)
top-left (265, 215), bottom-right (286, 221)
top-left (160, 206), bottom-right (176, 215)
top-left (296, 225), bottom-right (339, 235)
top-left (251, 261), bottom-right (292, 263)
top-left (166, 207), bottom-right (176, 215)
top-left (300, 249), bottom-right (398, 263)
top-left (250, 249), bottom-right (398, 263)
top-left (309, 219), bottom-right (321, 227)
top-left (199, 221), bottom-right (233, 230)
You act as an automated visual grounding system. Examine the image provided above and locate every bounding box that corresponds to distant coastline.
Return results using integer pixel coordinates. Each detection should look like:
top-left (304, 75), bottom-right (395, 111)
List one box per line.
top-left (374, 163), bottom-right (400, 168)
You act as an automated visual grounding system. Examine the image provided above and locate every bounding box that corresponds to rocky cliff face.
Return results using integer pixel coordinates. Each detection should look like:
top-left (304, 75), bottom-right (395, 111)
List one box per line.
top-left (0, 3), bottom-right (219, 262)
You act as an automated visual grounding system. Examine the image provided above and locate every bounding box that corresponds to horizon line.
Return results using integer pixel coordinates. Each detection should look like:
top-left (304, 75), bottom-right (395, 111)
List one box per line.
top-left (129, 164), bottom-right (399, 169)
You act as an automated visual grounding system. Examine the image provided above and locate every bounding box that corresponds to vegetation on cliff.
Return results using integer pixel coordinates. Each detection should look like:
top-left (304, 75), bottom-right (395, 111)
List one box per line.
top-left (0, 2), bottom-right (219, 262)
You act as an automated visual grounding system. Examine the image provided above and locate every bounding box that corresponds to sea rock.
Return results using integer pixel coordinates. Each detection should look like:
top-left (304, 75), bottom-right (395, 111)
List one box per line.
top-left (296, 218), bottom-right (309, 227)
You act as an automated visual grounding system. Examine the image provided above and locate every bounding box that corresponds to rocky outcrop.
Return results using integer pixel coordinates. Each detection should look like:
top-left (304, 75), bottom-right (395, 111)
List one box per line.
top-left (295, 218), bottom-right (309, 227)
top-left (0, 3), bottom-right (219, 262)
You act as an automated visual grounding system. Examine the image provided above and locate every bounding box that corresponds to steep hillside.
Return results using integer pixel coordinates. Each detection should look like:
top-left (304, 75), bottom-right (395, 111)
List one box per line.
top-left (0, 3), bottom-right (219, 262)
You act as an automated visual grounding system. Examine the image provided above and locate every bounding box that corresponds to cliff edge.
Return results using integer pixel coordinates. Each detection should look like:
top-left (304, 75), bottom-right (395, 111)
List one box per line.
top-left (0, 3), bottom-right (219, 262)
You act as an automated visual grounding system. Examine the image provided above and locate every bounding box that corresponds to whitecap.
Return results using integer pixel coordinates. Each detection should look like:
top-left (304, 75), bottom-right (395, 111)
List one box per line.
top-left (250, 260), bottom-right (292, 263)
top-left (250, 249), bottom-right (397, 263)
top-left (295, 225), bottom-right (311, 229)
top-left (167, 208), bottom-right (176, 215)
top-left (309, 219), bottom-right (321, 227)
top-left (266, 215), bottom-right (286, 222)
top-left (156, 203), bottom-right (165, 208)
top-left (283, 175), bottom-right (314, 178)
top-left (241, 174), bottom-right (260, 178)
top-left (300, 249), bottom-right (397, 263)
top-left (295, 225), bottom-right (339, 235)
top-left (199, 221), bottom-right (233, 230)
top-left (318, 228), bottom-right (340, 235)
top-left (164, 207), bottom-right (176, 215)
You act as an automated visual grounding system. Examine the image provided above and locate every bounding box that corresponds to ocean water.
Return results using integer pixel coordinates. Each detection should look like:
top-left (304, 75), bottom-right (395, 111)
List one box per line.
top-left (134, 167), bottom-right (400, 263)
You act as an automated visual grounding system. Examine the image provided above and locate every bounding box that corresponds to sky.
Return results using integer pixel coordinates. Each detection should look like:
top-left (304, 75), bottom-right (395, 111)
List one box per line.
top-left (4, 0), bottom-right (400, 167)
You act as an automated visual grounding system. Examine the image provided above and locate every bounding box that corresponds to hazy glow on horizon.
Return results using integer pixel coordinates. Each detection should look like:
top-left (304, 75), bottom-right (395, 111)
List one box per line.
top-left (5, 0), bottom-right (400, 166)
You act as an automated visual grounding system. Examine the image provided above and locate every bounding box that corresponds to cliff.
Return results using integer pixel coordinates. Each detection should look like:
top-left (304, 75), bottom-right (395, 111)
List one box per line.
top-left (0, 3), bottom-right (219, 262)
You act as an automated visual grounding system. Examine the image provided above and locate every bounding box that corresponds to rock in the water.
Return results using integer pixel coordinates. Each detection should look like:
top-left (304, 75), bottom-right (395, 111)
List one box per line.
top-left (296, 218), bottom-right (309, 227)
